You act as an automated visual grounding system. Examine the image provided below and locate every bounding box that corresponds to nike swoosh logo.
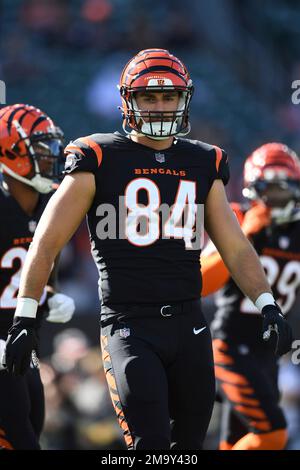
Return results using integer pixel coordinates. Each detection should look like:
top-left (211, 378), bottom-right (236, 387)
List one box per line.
top-left (193, 326), bottom-right (207, 335)
top-left (11, 329), bottom-right (28, 345)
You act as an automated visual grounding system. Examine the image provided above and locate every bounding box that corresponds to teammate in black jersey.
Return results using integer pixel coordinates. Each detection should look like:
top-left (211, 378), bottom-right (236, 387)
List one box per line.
top-left (202, 143), bottom-right (300, 450)
top-left (0, 104), bottom-right (75, 449)
top-left (3, 51), bottom-right (292, 450)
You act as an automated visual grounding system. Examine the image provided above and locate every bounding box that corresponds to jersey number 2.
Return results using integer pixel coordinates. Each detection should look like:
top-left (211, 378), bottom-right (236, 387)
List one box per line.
top-left (0, 247), bottom-right (46, 309)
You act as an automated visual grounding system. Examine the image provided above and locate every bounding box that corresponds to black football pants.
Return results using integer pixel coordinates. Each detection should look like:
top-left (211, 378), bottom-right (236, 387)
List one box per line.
top-left (0, 366), bottom-right (44, 449)
top-left (100, 299), bottom-right (215, 450)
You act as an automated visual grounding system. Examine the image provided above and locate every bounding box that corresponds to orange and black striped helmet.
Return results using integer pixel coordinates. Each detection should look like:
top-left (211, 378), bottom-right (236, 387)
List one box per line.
top-left (0, 103), bottom-right (64, 193)
top-left (119, 49), bottom-right (193, 140)
top-left (243, 142), bottom-right (300, 218)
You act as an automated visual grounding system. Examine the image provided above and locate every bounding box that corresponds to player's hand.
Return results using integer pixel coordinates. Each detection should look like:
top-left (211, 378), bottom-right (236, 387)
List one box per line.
top-left (241, 204), bottom-right (271, 237)
top-left (46, 293), bottom-right (75, 323)
top-left (3, 317), bottom-right (38, 376)
top-left (262, 304), bottom-right (293, 357)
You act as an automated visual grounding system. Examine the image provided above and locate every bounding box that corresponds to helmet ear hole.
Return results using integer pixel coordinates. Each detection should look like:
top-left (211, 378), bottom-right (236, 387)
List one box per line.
top-left (5, 149), bottom-right (17, 160)
top-left (120, 86), bottom-right (127, 97)
top-left (11, 142), bottom-right (20, 154)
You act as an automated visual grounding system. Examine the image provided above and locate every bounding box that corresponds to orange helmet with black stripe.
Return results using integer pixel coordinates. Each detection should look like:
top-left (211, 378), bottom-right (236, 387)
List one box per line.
top-left (0, 103), bottom-right (64, 193)
top-left (243, 142), bottom-right (300, 221)
top-left (119, 48), bottom-right (193, 140)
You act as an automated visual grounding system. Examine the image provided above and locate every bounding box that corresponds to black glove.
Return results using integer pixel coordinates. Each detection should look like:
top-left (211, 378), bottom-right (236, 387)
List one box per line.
top-left (4, 317), bottom-right (38, 376)
top-left (262, 304), bottom-right (293, 357)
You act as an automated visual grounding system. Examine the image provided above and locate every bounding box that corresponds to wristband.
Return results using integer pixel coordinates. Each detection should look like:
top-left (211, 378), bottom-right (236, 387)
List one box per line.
top-left (255, 293), bottom-right (276, 313)
top-left (15, 297), bottom-right (38, 319)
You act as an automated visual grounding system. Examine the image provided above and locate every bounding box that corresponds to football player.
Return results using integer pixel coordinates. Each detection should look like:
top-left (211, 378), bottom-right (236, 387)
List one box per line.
top-left (201, 143), bottom-right (300, 450)
top-left (3, 51), bottom-right (292, 450)
top-left (0, 104), bottom-right (75, 449)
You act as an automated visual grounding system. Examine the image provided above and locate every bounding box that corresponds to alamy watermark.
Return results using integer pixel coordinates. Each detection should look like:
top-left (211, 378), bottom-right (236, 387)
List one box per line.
top-left (0, 80), bottom-right (6, 104)
top-left (94, 197), bottom-right (205, 250)
top-left (291, 80), bottom-right (300, 104)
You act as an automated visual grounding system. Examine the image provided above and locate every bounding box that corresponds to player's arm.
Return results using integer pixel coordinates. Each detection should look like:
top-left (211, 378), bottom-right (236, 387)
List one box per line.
top-left (201, 202), bottom-right (270, 296)
top-left (205, 181), bottom-right (269, 301)
top-left (41, 253), bottom-right (76, 324)
top-left (202, 201), bottom-right (272, 296)
top-left (3, 172), bottom-right (95, 374)
top-left (204, 179), bottom-right (293, 356)
top-left (19, 172), bottom-right (95, 300)
top-left (46, 253), bottom-right (60, 293)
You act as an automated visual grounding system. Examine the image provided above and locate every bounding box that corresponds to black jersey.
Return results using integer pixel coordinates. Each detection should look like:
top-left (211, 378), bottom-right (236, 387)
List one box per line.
top-left (211, 203), bottom-right (300, 346)
top-left (0, 185), bottom-right (50, 337)
top-left (64, 132), bottom-right (229, 306)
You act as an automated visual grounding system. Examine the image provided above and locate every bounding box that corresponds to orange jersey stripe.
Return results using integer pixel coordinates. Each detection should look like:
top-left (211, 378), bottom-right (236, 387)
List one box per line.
top-left (124, 433), bottom-right (133, 447)
top-left (221, 383), bottom-right (260, 407)
top-left (249, 420), bottom-right (272, 432)
top-left (100, 335), bottom-right (108, 349)
top-left (78, 137), bottom-right (103, 167)
top-left (101, 337), bottom-right (134, 449)
top-left (102, 352), bottom-right (110, 362)
top-left (110, 389), bottom-right (120, 403)
top-left (234, 405), bottom-right (267, 420)
top-left (213, 349), bottom-right (234, 366)
top-left (106, 370), bottom-right (117, 391)
top-left (65, 145), bottom-right (85, 156)
top-left (213, 339), bottom-right (229, 352)
top-left (213, 146), bottom-right (223, 172)
top-left (239, 386), bottom-right (255, 395)
top-left (215, 365), bottom-right (249, 386)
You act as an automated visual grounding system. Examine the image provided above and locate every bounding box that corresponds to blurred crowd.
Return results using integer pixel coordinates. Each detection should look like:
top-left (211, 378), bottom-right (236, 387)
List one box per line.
top-left (2, 0), bottom-right (300, 162)
top-left (1, 0), bottom-right (300, 450)
top-left (39, 328), bottom-right (125, 449)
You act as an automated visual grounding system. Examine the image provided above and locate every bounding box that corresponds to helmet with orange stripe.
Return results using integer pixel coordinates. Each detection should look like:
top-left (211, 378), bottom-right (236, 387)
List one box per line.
top-left (243, 142), bottom-right (300, 223)
top-left (119, 48), bottom-right (194, 140)
top-left (0, 103), bottom-right (64, 193)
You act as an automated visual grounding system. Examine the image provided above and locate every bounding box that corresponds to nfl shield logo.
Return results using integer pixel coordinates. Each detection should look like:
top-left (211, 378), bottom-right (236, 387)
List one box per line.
top-left (155, 152), bottom-right (165, 163)
top-left (279, 236), bottom-right (290, 249)
top-left (120, 327), bottom-right (130, 338)
top-left (28, 220), bottom-right (37, 233)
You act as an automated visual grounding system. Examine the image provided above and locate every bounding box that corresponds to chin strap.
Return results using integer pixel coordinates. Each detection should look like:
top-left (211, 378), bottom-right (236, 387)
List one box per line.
top-left (0, 162), bottom-right (54, 193)
top-left (242, 186), bottom-right (300, 226)
top-left (271, 201), bottom-right (299, 225)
